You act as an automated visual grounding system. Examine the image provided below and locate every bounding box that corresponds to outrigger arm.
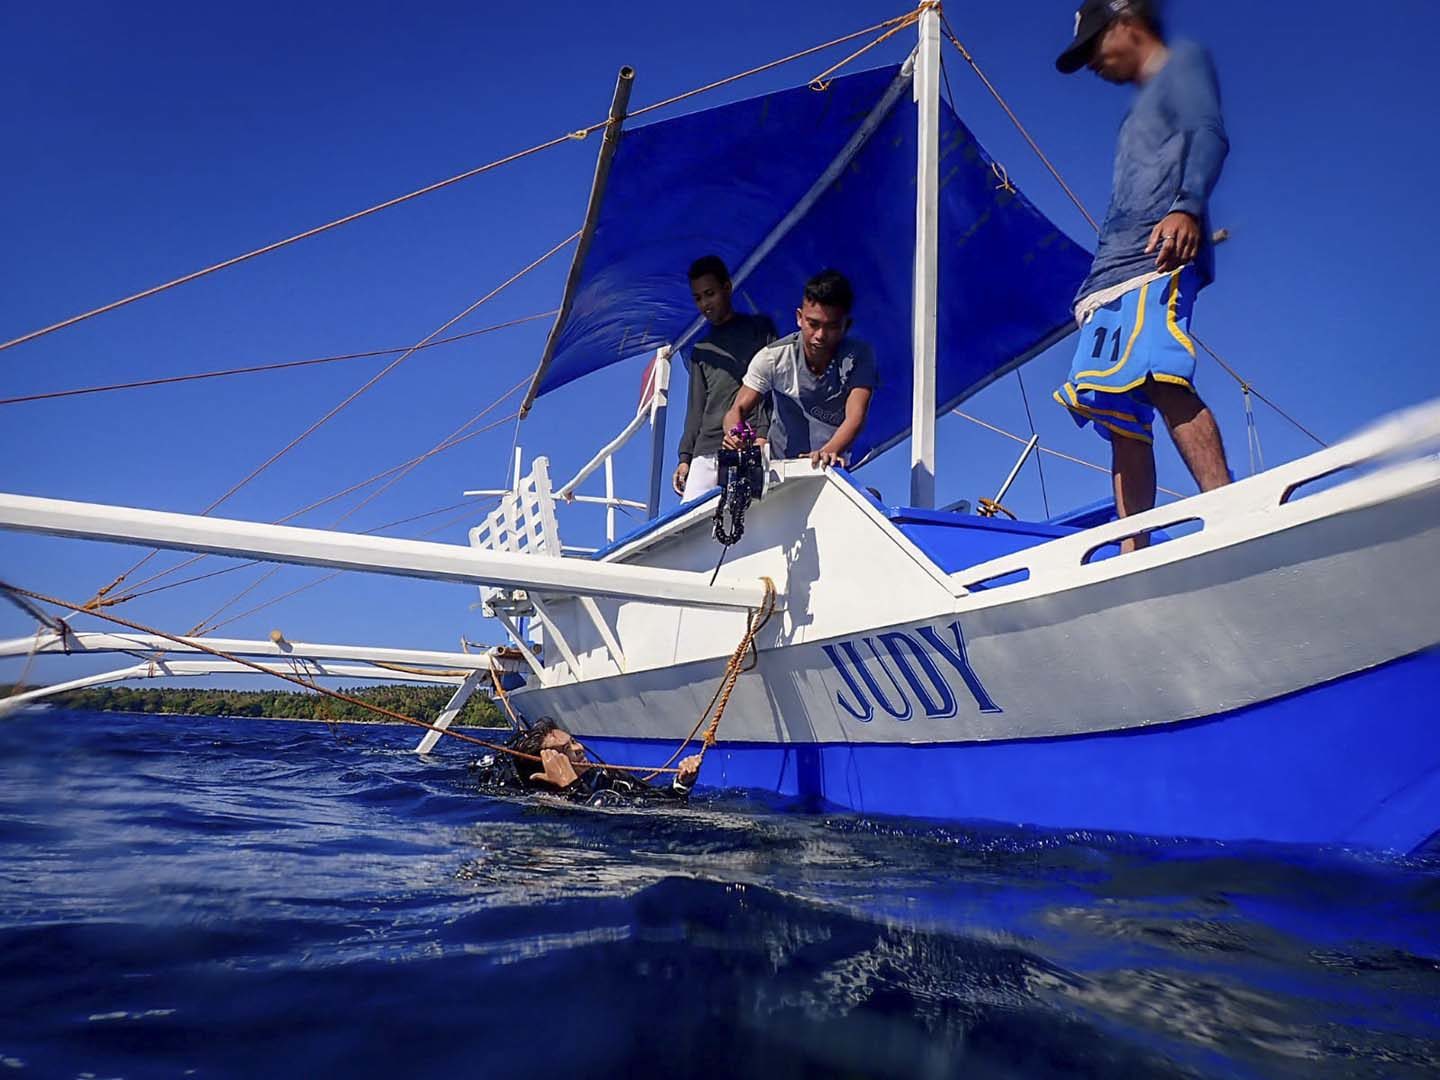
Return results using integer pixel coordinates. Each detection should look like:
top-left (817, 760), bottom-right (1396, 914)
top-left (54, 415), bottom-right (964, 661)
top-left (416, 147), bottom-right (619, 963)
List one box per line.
top-left (0, 492), bottom-right (775, 611)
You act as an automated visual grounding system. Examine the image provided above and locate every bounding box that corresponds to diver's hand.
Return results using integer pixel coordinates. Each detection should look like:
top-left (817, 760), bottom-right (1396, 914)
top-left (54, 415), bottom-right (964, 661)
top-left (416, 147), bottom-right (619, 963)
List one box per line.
top-left (530, 748), bottom-right (581, 789)
top-left (676, 754), bottom-right (703, 787)
top-left (672, 461), bottom-right (690, 496)
top-left (809, 448), bottom-right (843, 470)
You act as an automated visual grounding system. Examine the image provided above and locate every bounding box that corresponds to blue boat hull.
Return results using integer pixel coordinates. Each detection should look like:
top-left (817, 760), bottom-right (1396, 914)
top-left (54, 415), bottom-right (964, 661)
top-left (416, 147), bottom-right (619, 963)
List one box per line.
top-left (581, 649), bottom-right (1440, 853)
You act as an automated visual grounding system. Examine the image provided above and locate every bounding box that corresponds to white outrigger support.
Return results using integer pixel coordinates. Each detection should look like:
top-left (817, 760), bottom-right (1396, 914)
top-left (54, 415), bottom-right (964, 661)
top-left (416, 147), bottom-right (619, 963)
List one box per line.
top-left (413, 669), bottom-right (488, 754)
top-left (467, 455), bottom-right (631, 678)
top-left (0, 628), bottom-right (512, 742)
top-left (0, 492), bottom-right (772, 611)
top-left (0, 629), bottom-right (500, 670)
top-left (555, 347), bottom-right (670, 512)
top-left (910, 1), bottom-right (941, 508)
top-left (0, 658), bottom-right (468, 719)
top-left (472, 448), bottom-right (645, 548)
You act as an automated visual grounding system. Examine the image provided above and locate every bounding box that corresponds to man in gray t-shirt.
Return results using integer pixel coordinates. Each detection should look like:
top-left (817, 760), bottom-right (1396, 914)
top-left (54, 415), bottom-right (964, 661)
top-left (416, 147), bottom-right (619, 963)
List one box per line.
top-left (724, 269), bottom-right (876, 468)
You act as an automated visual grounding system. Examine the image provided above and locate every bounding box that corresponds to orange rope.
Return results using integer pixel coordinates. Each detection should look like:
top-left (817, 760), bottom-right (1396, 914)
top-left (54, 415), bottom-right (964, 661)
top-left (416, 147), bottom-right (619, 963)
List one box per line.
top-left (0, 146), bottom-right (599, 355)
top-left (809, 8), bottom-right (923, 91)
top-left (642, 577), bottom-right (776, 782)
top-left (273, 393), bottom-right (527, 526)
top-left (186, 567), bottom-right (283, 637)
top-left (0, 312), bottom-right (555, 407)
top-left (626, 12), bottom-right (917, 123)
top-left (489, 665), bottom-right (523, 729)
top-left (941, 17), bottom-right (1100, 233)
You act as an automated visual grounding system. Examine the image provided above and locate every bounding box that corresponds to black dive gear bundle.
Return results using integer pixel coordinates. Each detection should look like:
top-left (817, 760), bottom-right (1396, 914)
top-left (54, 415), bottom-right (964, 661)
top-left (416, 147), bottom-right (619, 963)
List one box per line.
top-left (712, 421), bottom-right (765, 547)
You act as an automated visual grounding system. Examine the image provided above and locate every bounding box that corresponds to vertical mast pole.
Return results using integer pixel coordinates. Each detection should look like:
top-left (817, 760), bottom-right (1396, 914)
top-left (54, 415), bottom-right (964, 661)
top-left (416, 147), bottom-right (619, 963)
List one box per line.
top-left (909, 2), bottom-right (941, 508)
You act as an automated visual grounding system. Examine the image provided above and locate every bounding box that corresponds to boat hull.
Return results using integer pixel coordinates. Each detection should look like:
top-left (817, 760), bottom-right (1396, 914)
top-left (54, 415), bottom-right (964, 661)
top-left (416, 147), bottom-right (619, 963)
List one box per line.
top-left (575, 649), bottom-right (1440, 852)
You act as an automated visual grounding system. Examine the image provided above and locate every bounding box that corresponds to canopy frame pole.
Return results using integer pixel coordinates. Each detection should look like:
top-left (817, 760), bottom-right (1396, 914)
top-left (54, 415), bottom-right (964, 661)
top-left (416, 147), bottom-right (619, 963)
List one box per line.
top-left (909, 2), bottom-right (941, 508)
top-left (645, 348), bottom-right (672, 519)
top-left (991, 434), bottom-right (1040, 508)
top-left (555, 346), bottom-right (666, 500)
top-left (604, 455), bottom-right (618, 541)
top-left (521, 66), bottom-right (636, 417)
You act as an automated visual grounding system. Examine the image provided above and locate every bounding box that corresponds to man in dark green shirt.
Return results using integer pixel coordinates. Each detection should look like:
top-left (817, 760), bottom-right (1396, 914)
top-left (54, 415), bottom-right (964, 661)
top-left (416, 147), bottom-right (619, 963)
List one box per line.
top-left (673, 255), bottom-right (777, 502)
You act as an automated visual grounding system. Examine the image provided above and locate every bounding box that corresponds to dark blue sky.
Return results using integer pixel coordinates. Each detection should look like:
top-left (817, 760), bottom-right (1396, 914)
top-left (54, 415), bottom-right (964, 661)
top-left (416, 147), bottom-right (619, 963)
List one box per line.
top-left (3, 1), bottom-right (1437, 678)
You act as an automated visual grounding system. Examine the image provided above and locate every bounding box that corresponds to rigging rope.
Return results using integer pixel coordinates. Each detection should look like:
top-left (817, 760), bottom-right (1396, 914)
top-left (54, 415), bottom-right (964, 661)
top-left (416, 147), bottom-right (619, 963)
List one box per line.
top-left (488, 665), bottom-right (523, 730)
top-left (940, 17), bottom-right (1100, 233)
top-left (627, 12), bottom-right (917, 122)
top-left (114, 498), bottom-right (491, 608)
top-left (176, 396), bottom-right (528, 635)
top-left (186, 232), bottom-right (578, 526)
top-left (953, 408), bottom-right (1184, 499)
top-left (1191, 334), bottom-right (1326, 448)
top-left (1014, 370), bottom-right (1052, 517)
top-left (0, 624), bottom-right (48, 707)
top-left (0, 13), bottom-right (916, 357)
top-left (188, 491), bottom-right (513, 637)
top-left (0, 580), bottom-right (684, 775)
top-left (0, 312), bottom-right (555, 408)
top-left (80, 227), bottom-right (572, 612)
top-left (91, 397), bottom-right (523, 608)
top-left (43, 13), bottom-right (922, 615)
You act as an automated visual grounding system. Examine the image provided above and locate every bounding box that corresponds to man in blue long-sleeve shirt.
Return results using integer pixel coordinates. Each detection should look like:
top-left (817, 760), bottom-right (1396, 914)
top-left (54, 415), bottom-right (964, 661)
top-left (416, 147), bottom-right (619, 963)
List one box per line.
top-left (1053, 0), bottom-right (1232, 549)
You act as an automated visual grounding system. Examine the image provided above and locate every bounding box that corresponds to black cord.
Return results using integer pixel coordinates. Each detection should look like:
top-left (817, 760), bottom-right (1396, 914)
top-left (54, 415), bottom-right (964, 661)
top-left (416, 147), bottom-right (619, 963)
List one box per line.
top-left (708, 541), bottom-right (731, 587)
top-left (1015, 369), bottom-right (1051, 518)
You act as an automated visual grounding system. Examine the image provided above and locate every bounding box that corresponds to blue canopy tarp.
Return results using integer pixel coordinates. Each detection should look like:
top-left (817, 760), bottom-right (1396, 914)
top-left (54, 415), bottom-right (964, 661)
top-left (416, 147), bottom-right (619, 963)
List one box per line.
top-left (532, 64), bottom-right (1092, 464)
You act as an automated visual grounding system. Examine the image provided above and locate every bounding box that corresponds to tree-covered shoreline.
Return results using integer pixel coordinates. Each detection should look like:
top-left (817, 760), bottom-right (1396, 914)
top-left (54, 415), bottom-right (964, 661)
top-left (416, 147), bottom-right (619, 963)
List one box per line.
top-left (1, 683), bottom-right (506, 727)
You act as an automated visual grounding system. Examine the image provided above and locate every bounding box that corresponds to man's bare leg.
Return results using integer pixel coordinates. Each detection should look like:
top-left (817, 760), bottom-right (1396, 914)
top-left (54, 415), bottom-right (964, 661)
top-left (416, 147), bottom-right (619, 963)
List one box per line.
top-left (1111, 435), bottom-right (1157, 552)
top-left (1147, 379), bottom-right (1231, 492)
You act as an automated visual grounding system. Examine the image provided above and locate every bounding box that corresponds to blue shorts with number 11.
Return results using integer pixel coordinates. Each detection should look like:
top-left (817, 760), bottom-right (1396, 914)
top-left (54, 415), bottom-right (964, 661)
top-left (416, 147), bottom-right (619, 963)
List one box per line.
top-left (1054, 266), bottom-right (1200, 444)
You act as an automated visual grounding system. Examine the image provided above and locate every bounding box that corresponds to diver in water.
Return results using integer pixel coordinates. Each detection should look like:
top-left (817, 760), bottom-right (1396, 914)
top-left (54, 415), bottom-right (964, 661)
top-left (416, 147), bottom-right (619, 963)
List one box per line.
top-left (471, 718), bottom-right (702, 806)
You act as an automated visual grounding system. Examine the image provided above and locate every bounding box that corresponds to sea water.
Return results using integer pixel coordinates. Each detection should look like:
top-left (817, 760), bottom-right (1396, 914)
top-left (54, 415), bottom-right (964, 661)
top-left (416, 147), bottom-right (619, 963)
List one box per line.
top-left (1, 710), bottom-right (1436, 1078)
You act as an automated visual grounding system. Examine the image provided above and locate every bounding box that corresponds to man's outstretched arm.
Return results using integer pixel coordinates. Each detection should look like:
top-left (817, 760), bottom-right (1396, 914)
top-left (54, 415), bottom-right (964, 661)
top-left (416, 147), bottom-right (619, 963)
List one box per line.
top-left (722, 385), bottom-right (764, 447)
top-left (810, 386), bottom-right (873, 468)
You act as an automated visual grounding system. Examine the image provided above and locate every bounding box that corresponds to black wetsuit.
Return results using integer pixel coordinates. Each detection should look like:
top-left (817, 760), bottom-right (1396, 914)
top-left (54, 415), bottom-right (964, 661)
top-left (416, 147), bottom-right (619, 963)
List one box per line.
top-left (470, 752), bottom-right (692, 806)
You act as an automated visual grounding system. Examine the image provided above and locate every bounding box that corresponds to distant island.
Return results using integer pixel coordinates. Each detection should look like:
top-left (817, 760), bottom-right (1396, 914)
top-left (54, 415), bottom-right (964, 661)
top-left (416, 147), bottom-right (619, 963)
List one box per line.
top-left (1, 682), bottom-right (507, 728)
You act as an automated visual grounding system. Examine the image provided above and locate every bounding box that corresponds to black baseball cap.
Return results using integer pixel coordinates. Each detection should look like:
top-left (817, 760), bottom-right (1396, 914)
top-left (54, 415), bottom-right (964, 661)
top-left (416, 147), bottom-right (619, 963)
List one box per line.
top-left (1056, 0), bottom-right (1149, 73)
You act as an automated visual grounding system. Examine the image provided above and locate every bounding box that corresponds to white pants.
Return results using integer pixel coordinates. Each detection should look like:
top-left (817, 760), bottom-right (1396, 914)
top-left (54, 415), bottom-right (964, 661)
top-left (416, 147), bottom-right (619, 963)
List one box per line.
top-left (683, 445), bottom-right (773, 502)
top-left (681, 454), bottom-right (719, 502)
